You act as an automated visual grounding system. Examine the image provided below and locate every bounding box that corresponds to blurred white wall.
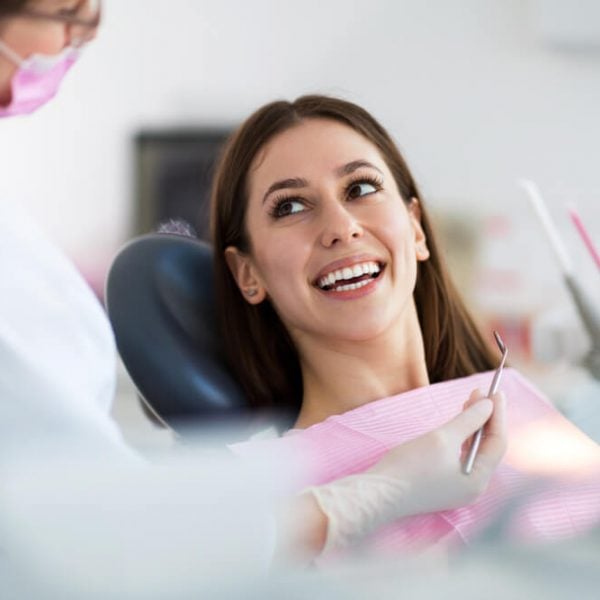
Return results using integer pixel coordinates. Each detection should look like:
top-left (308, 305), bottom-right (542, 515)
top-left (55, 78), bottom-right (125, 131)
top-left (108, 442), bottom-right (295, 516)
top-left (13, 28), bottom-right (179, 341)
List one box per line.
top-left (0, 0), bottom-right (598, 298)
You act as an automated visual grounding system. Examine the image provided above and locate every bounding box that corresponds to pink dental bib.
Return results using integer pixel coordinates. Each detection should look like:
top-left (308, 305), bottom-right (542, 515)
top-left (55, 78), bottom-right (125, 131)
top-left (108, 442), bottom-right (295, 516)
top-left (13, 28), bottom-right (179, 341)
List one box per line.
top-left (232, 369), bottom-right (600, 554)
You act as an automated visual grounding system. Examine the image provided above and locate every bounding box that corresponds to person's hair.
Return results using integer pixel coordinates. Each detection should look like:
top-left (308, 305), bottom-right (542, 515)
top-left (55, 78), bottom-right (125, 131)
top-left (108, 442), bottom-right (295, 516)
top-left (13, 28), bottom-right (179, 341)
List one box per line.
top-left (0, 0), bottom-right (29, 19)
top-left (210, 95), bottom-right (497, 414)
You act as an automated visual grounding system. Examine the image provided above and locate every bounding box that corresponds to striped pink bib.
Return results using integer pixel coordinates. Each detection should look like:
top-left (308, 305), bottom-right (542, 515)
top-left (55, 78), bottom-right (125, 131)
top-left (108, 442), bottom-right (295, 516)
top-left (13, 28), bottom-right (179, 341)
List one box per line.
top-left (232, 369), bottom-right (600, 553)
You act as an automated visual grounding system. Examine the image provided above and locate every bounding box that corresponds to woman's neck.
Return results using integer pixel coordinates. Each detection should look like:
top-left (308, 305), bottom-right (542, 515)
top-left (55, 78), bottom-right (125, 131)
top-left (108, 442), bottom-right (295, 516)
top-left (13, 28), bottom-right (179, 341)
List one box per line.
top-left (293, 304), bottom-right (429, 429)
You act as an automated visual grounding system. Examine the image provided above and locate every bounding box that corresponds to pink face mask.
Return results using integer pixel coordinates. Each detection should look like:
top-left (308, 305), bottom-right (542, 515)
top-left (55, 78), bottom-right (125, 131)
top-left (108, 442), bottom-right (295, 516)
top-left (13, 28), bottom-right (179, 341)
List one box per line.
top-left (0, 41), bottom-right (80, 118)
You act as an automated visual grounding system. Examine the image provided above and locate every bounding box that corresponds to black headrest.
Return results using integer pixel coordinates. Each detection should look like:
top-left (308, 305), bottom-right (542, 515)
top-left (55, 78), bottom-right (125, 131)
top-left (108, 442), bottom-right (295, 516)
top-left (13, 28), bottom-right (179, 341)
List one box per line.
top-left (105, 234), bottom-right (250, 431)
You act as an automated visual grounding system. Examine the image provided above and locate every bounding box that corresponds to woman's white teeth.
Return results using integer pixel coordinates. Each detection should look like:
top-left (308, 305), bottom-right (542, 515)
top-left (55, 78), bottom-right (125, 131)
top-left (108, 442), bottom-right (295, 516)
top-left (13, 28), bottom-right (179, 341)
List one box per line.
top-left (318, 261), bottom-right (381, 289)
top-left (333, 279), bottom-right (371, 292)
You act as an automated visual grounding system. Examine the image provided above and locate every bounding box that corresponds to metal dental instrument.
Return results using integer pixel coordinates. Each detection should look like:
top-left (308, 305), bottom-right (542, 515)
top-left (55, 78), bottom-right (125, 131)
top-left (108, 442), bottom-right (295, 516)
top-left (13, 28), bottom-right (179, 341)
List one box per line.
top-left (463, 331), bottom-right (508, 475)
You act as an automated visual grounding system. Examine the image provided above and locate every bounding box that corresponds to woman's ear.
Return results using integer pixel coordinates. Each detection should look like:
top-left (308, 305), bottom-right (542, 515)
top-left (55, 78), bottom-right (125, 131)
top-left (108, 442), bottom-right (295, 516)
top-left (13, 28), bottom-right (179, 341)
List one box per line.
top-left (408, 197), bottom-right (430, 262)
top-left (224, 246), bottom-right (267, 304)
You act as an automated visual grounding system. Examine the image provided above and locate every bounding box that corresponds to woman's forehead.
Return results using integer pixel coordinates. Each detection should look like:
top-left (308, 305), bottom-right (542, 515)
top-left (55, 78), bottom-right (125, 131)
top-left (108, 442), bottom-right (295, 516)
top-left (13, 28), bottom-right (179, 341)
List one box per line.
top-left (249, 118), bottom-right (386, 188)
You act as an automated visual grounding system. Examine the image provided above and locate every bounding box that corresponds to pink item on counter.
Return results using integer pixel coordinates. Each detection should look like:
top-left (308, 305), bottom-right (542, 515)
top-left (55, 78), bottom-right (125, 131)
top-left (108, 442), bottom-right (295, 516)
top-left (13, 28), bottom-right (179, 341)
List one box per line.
top-left (567, 204), bottom-right (600, 272)
top-left (231, 369), bottom-right (600, 555)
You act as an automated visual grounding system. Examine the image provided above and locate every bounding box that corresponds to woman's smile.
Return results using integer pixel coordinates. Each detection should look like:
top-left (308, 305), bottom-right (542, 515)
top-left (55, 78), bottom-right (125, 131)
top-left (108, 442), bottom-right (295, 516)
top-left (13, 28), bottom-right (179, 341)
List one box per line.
top-left (312, 255), bottom-right (387, 300)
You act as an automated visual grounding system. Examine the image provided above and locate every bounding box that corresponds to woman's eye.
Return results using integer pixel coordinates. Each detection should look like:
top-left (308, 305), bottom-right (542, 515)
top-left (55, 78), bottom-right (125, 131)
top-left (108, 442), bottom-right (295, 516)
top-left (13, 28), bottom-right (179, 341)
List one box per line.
top-left (274, 199), bottom-right (305, 218)
top-left (348, 181), bottom-right (378, 199)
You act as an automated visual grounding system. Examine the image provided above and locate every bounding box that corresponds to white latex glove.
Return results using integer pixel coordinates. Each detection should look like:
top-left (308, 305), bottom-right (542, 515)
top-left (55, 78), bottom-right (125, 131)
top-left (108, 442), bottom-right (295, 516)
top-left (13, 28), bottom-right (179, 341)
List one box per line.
top-left (308, 390), bottom-right (507, 554)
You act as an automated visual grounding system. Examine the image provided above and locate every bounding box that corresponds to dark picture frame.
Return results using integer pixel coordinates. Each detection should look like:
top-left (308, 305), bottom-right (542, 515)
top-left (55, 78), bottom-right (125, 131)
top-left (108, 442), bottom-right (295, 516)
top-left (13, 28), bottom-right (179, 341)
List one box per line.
top-left (134, 128), bottom-right (231, 241)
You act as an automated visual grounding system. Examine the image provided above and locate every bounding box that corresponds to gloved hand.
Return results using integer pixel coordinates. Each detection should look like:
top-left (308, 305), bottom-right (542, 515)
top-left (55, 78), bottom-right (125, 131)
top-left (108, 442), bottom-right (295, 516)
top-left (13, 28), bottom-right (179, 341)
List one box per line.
top-left (307, 389), bottom-right (507, 554)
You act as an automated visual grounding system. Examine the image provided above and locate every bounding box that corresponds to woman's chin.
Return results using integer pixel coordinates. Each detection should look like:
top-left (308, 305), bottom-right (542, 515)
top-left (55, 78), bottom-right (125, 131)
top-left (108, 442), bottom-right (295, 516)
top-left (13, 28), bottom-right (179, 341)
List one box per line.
top-left (319, 320), bottom-right (396, 344)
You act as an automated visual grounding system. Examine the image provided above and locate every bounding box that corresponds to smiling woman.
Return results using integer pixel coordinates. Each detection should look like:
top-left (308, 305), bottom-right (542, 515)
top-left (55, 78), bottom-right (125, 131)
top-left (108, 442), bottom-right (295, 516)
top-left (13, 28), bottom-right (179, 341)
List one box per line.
top-left (212, 96), bottom-right (600, 558)
top-left (211, 95), bottom-right (497, 424)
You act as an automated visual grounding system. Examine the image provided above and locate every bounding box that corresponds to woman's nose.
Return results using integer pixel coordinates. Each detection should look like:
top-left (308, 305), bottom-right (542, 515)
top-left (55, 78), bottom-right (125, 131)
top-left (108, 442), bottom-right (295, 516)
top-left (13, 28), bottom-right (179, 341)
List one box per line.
top-left (319, 201), bottom-right (364, 248)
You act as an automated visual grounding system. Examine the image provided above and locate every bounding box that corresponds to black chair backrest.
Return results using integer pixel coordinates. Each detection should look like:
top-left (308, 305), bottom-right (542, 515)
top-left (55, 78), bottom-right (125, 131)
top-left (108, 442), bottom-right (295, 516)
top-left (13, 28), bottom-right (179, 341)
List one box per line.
top-left (105, 234), bottom-right (250, 431)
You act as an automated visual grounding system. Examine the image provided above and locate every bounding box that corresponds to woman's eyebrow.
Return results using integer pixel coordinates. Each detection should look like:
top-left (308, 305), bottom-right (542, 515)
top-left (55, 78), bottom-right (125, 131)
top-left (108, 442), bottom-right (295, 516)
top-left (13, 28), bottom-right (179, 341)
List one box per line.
top-left (262, 177), bottom-right (308, 204)
top-left (335, 160), bottom-right (384, 177)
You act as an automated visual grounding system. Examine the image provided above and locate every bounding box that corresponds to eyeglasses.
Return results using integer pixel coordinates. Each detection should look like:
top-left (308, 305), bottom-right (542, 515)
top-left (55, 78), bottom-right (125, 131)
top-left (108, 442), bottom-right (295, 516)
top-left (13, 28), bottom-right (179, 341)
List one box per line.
top-left (20, 0), bottom-right (102, 47)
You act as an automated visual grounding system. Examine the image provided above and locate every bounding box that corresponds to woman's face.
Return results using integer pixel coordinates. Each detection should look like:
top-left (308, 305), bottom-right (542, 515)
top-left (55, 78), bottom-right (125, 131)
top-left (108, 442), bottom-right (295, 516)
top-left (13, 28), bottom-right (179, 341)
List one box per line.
top-left (0, 1), bottom-right (96, 104)
top-left (228, 118), bottom-right (430, 346)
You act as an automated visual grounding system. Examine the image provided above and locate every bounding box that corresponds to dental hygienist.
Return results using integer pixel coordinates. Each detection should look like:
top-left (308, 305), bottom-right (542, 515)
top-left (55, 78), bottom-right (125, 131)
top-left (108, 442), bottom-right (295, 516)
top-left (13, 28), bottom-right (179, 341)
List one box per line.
top-left (0, 0), bottom-right (136, 462)
top-left (0, 0), bottom-right (506, 576)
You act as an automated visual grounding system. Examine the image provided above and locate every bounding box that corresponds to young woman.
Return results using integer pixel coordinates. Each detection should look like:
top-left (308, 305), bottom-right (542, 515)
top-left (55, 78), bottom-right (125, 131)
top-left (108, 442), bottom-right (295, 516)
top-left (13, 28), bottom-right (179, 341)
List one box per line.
top-left (212, 95), bottom-right (497, 422)
top-left (211, 95), bottom-right (600, 556)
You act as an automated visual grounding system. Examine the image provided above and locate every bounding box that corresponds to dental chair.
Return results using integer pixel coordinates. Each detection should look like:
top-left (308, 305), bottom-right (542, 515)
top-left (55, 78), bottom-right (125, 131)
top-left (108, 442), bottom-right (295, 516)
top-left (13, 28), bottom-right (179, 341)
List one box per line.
top-left (105, 229), bottom-right (262, 436)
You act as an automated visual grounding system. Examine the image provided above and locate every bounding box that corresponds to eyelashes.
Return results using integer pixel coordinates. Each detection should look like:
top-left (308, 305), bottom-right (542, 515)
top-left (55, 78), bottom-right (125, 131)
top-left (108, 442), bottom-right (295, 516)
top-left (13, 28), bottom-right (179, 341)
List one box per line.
top-left (268, 174), bottom-right (384, 219)
top-left (268, 197), bottom-right (305, 219)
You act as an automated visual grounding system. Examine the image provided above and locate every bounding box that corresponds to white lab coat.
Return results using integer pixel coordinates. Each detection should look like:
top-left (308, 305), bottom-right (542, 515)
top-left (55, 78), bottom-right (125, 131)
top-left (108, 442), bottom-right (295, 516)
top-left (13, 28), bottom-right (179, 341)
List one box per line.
top-left (0, 205), bottom-right (277, 595)
top-left (0, 202), bottom-right (136, 462)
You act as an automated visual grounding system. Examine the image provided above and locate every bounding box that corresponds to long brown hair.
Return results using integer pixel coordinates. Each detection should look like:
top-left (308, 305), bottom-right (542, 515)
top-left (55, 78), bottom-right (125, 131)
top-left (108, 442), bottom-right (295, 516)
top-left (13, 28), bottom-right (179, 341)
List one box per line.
top-left (210, 95), bottom-right (496, 414)
top-left (0, 0), bottom-right (29, 19)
